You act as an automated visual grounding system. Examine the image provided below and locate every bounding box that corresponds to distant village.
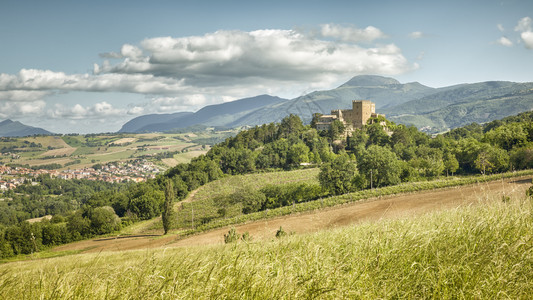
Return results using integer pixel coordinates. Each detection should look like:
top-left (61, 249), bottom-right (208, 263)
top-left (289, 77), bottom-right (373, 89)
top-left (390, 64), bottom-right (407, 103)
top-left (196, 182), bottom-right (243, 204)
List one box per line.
top-left (0, 159), bottom-right (160, 191)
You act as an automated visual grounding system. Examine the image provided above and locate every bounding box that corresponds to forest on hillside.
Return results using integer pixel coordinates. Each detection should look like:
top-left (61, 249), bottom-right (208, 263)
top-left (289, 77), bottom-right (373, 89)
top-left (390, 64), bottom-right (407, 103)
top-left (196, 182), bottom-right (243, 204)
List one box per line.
top-left (2, 111), bottom-right (533, 259)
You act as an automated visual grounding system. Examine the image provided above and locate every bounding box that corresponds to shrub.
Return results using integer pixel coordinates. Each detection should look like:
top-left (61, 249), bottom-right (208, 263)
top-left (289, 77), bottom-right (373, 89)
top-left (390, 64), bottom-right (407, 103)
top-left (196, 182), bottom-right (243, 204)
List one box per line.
top-left (275, 226), bottom-right (287, 238)
top-left (224, 227), bottom-right (239, 244)
top-left (241, 232), bottom-right (252, 242)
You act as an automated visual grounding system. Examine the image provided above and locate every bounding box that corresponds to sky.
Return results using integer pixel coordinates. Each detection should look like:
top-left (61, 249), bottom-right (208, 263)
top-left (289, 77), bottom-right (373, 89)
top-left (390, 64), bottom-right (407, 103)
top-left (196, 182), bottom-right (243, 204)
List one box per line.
top-left (1, 0), bottom-right (532, 134)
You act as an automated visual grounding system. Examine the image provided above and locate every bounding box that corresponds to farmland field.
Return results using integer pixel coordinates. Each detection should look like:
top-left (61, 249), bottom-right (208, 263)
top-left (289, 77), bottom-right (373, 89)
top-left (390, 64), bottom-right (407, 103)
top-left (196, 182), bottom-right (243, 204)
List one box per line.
top-left (0, 130), bottom-right (235, 170)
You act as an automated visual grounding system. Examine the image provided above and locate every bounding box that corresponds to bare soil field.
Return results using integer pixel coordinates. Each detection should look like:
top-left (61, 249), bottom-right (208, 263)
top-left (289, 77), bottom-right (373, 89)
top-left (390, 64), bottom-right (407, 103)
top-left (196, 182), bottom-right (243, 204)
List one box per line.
top-left (53, 176), bottom-right (532, 253)
top-left (109, 138), bottom-right (137, 145)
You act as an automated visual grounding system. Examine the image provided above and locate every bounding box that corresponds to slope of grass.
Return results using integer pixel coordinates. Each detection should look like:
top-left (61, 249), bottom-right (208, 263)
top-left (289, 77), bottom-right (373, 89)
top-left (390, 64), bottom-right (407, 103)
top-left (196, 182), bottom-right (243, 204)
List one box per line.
top-left (194, 168), bottom-right (320, 202)
top-left (170, 169), bottom-right (533, 236)
top-left (1, 195), bottom-right (531, 299)
top-left (171, 168), bottom-right (320, 228)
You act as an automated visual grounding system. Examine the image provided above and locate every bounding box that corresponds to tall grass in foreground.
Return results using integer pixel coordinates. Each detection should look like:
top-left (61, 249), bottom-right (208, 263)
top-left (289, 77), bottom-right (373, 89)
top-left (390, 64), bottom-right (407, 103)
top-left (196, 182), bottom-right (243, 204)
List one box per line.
top-left (1, 196), bottom-right (531, 299)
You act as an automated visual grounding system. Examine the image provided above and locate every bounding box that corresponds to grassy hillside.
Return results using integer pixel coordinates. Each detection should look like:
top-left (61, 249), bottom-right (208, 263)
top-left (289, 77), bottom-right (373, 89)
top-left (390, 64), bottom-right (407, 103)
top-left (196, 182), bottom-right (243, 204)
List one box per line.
top-left (172, 168), bottom-right (320, 229)
top-left (2, 194), bottom-right (531, 299)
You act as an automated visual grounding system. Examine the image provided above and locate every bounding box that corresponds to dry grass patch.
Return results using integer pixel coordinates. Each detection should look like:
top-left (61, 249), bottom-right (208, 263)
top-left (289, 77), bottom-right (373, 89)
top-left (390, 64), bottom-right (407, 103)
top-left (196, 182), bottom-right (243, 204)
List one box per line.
top-left (40, 147), bottom-right (77, 157)
top-left (109, 137), bottom-right (137, 145)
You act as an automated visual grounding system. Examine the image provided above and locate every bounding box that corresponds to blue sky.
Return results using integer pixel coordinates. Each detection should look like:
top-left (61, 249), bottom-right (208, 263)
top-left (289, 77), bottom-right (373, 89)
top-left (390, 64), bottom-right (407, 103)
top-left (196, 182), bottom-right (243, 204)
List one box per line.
top-left (1, 0), bottom-right (532, 133)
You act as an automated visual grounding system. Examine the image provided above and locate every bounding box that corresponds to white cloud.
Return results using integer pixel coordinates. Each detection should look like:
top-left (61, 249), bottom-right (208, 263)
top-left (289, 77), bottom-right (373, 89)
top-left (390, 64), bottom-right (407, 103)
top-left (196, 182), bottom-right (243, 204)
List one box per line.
top-left (47, 101), bottom-right (125, 119)
top-left (521, 31), bottom-right (533, 49)
top-left (120, 44), bottom-right (143, 60)
top-left (497, 24), bottom-right (505, 32)
top-left (319, 24), bottom-right (387, 42)
top-left (0, 90), bottom-right (51, 101)
top-left (514, 17), bottom-right (533, 49)
top-left (496, 36), bottom-right (513, 47)
top-left (0, 25), bottom-right (418, 130)
top-left (408, 31), bottom-right (424, 39)
top-left (1, 26), bottom-right (416, 103)
top-left (0, 100), bottom-right (46, 118)
top-left (127, 106), bottom-right (144, 115)
top-left (515, 17), bottom-right (532, 32)
top-left (140, 95), bottom-right (207, 113)
top-left (97, 28), bottom-right (414, 85)
top-left (0, 69), bottom-right (186, 94)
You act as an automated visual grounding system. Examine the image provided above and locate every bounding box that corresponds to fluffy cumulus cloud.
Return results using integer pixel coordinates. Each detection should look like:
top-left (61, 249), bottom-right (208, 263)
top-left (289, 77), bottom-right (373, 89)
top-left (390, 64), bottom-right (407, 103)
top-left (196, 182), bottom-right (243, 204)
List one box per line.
top-left (514, 17), bottom-right (533, 49)
top-left (0, 24), bottom-right (417, 129)
top-left (47, 101), bottom-right (125, 119)
top-left (95, 27), bottom-right (413, 85)
top-left (0, 100), bottom-right (46, 118)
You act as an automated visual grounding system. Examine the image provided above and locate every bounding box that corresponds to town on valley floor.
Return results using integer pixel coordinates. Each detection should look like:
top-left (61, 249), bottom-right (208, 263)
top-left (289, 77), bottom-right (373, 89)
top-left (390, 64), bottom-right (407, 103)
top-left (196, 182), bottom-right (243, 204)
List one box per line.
top-left (0, 160), bottom-right (159, 190)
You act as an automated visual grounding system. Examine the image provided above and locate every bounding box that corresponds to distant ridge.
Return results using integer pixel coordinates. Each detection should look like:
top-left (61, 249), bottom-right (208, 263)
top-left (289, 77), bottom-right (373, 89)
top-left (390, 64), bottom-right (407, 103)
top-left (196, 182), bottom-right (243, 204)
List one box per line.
top-left (119, 112), bottom-right (194, 133)
top-left (118, 75), bottom-right (533, 134)
top-left (119, 95), bottom-right (288, 133)
top-left (0, 119), bottom-right (52, 137)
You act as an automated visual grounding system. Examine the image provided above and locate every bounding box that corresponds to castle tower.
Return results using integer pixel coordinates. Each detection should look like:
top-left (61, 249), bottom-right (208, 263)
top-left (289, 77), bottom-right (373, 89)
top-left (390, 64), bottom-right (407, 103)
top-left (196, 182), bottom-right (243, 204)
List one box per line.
top-left (352, 100), bottom-right (375, 128)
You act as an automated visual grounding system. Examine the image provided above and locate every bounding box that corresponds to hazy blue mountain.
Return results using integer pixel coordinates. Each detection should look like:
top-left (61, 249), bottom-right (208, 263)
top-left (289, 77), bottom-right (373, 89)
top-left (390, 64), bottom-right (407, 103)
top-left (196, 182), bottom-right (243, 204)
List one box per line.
top-left (120, 95), bottom-right (288, 133)
top-left (0, 119), bottom-right (52, 137)
top-left (119, 112), bottom-right (193, 133)
top-left (229, 75), bottom-right (436, 127)
top-left (382, 81), bottom-right (533, 132)
top-left (117, 75), bottom-right (533, 134)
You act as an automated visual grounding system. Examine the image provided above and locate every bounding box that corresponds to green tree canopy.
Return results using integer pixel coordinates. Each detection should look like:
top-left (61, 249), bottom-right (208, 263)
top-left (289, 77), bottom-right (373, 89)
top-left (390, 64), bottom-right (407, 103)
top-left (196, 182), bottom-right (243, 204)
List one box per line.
top-left (358, 145), bottom-right (401, 188)
top-left (319, 153), bottom-right (361, 195)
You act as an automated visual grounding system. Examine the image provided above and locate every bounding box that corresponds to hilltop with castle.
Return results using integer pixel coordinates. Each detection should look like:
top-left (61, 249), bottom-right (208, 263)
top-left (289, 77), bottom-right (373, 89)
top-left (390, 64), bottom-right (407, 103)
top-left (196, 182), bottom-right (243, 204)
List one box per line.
top-left (315, 100), bottom-right (385, 134)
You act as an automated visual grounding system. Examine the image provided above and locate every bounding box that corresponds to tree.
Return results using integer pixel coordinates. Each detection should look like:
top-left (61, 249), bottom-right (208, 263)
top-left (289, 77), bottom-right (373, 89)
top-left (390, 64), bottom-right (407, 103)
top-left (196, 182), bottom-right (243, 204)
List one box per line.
top-left (287, 142), bottom-right (310, 167)
top-left (220, 148), bottom-right (256, 174)
top-left (127, 183), bottom-right (165, 220)
top-left (66, 211), bottom-right (91, 239)
top-left (484, 123), bottom-right (528, 151)
top-left (391, 125), bottom-right (414, 146)
top-left (233, 187), bottom-right (266, 214)
top-left (510, 146), bottom-right (533, 170)
top-left (89, 206), bottom-right (121, 235)
top-left (443, 152), bottom-right (459, 176)
top-left (366, 123), bottom-right (390, 147)
top-left (319, 153), bottom-right (360, 195)
top-left (474, 151), bottom-right (494, 175)
top-left (358, 145), bottom-right (401, 188)
top-left (279, 114), bottom-right (304, 138)
top-left (474, 146), bottom-right (509, 175)
top-left (310, 113), bottom-right (323, 129)
top-left (329, 119), bottom-right (345, 141)
top-left (162, 179), bottom-right (175, 235)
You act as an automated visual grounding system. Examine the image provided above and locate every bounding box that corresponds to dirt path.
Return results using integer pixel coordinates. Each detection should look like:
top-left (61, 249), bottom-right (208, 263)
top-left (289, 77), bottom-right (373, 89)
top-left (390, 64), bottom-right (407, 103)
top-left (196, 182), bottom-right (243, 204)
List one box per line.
top-left (53, 176), bottom-right (532, 253)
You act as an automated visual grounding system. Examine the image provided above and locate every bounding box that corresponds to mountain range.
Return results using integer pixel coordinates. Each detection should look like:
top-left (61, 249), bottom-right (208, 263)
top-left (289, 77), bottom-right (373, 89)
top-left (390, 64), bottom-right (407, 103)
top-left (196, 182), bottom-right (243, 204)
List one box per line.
top-left (0, 119), bottom-right (52, 137)
top-left (119, 95), bottom-right (288, 133)
top-left (121, 75), bottom-right (533, 133)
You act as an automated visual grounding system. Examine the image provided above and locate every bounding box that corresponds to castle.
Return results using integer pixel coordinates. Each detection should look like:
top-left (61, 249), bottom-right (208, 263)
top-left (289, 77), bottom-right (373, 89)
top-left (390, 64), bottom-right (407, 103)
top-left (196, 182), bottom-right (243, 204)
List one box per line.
top-left (316, 100), bottom-right (383, 133)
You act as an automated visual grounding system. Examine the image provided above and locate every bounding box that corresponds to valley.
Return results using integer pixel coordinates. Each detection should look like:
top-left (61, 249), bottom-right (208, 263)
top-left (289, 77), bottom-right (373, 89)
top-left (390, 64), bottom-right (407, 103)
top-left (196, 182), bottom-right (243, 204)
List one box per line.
top-left (0, 129), bottom-right (237, 182)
